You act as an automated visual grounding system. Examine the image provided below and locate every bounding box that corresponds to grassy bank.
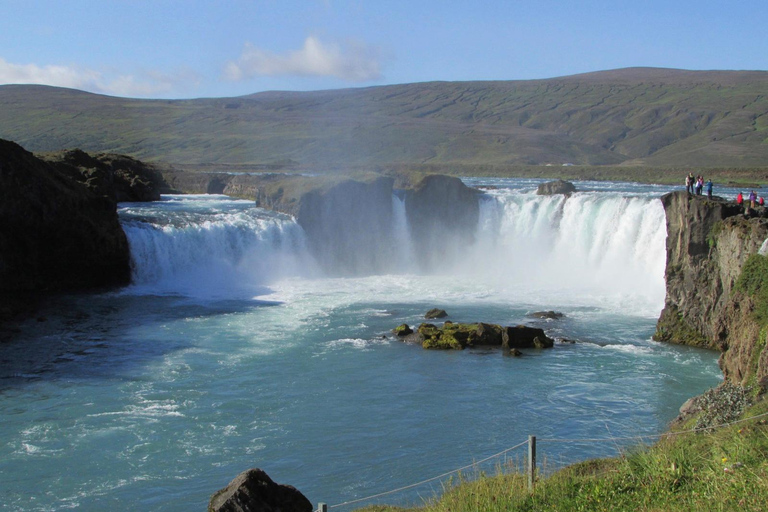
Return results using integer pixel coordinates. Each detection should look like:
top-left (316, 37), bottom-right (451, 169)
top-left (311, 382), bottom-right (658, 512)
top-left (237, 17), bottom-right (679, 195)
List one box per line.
top-left (355, 398), bottom-right (768, 512)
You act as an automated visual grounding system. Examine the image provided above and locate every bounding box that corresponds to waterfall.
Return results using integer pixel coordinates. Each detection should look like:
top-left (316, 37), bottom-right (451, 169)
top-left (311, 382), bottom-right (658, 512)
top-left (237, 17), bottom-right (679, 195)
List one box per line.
top-left (466, 188), bottom-right (667, 307)
top-left (119, 189), bottom-right (667, 308)
top-left (119, 195), bottom-right (317, 298)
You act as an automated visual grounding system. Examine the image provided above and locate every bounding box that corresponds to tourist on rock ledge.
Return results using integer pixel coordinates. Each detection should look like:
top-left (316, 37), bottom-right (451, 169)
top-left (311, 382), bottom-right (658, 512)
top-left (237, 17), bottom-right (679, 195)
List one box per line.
top-left (706, 179), bottom-right (713, 199)
top-left (737, 192), bottom-right (744, 206)
top-left (750, 190), bottom-right (757, 209)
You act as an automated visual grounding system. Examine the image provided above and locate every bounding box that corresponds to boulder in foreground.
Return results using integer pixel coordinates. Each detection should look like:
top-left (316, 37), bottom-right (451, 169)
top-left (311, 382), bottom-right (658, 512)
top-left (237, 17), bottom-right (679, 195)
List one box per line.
top-left (209, 468), bottom-right (312, 512)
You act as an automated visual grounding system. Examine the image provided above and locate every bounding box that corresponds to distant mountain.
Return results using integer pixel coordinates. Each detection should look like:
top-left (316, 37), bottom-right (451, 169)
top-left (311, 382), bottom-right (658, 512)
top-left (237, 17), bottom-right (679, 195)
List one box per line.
top-left (1, 67), bottom-right (767, 168)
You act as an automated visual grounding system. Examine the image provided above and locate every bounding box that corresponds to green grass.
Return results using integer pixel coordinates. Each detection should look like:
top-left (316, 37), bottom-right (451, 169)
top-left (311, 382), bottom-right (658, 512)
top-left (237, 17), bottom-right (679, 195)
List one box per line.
top-left (353, 401), bottom-right (768, 512)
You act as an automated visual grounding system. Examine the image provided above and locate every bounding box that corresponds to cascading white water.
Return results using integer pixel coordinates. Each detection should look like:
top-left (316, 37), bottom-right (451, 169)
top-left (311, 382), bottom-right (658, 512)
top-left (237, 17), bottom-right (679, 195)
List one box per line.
top-left (119, 195), bottom-right (317, 298)
top-left (465, 188), bottom-right (667, 313)
top-left (391, 193), bottom-right (416, 272)
top-left (119, 188), bottom-right (667, 313)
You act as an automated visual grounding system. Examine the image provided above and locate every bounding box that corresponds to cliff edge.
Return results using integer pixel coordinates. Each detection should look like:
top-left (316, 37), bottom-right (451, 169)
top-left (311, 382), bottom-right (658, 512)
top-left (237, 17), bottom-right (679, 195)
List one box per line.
top-left (654, 191), bottom-right (768, 386)
top-left (0, 140), bottom-right (168, 325)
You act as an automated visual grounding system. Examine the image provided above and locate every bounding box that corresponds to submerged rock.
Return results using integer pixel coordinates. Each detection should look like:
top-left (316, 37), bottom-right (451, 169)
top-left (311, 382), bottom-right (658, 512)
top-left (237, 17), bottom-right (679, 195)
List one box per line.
top-left (529, 311), bottom-right (564, 320)
top-left (537, 179), bottom-right (576, 195)
top-left (208, 468), bottom-right (312, 512)
top-left (424, 308), bottom-right (448, 319)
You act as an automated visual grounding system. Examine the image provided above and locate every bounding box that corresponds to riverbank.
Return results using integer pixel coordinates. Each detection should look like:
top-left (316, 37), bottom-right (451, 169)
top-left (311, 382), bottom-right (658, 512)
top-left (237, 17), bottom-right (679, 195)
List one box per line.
top-left (353, 393), bottom-right (768, 512)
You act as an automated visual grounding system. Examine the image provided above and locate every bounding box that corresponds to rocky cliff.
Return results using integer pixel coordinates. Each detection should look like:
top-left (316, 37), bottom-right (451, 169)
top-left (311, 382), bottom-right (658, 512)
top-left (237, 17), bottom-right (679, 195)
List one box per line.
top-left (40, 149), bottom-right (172, 201)
top-left (0, 140), bottom-right (130, 296)
top-left (654, 191), bottom-right (768, 386)
top-left (0, 140), bottom-right (168, 324)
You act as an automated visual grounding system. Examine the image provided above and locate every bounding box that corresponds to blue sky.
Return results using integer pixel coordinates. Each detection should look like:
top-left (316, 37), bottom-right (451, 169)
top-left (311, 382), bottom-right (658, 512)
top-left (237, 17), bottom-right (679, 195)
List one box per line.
top-left (1, 0), bottom-right (766, 99)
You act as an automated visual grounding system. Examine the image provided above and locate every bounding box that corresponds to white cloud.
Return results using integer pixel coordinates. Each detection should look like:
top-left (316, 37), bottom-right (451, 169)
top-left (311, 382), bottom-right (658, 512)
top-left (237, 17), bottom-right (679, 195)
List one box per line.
top-left (0, 58), bottom-right (101, 90)
top-left (224, 36), bottom-right (383, 83)
top-left (0, 57), bottom-right (198, 98)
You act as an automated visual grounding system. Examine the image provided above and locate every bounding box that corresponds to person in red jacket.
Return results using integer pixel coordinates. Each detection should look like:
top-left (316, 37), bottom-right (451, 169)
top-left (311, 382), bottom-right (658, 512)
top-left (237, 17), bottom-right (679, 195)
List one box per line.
top-left (737, 192), bottom-right (743, 206)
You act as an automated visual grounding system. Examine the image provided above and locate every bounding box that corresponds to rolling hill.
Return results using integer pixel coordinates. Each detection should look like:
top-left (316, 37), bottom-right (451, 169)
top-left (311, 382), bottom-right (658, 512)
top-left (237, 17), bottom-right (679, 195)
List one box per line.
top-left (1, 67), bottom-right (767, 169)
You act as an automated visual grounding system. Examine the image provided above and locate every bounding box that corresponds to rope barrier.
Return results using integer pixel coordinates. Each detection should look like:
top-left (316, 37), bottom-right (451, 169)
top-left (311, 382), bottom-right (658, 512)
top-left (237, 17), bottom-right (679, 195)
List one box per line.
top-left (317, 409), bottom-right (768, 510)
top-left (326, 439), bottom-right (529, 510)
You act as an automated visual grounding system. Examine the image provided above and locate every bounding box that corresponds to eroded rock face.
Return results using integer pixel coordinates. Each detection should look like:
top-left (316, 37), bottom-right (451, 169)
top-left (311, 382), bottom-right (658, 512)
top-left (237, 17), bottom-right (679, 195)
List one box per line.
top-left (654, 191), bottom-right (768, 384)
top-left (208, 468), bottom-right (312, 512)
top-left (0, 140), bottom-right (131, 295)
top-left (404, 175), bottom-right (481, 270)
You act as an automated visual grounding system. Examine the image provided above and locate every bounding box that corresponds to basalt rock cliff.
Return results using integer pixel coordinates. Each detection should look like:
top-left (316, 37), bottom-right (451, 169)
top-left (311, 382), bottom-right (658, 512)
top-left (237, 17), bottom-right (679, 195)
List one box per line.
top-left (654, 191), bottom-right (768, 385)
top-left (0, 140), bottom-right (168, 323)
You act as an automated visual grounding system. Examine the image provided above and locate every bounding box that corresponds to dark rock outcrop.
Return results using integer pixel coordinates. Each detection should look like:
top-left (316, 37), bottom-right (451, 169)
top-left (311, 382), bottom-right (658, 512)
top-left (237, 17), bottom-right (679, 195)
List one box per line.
top-left (424, 308), bottom-right (448, 319)
top-left (406, 322), bottom-right (554, 351)
top-left (40, 148), bottom-right (171, 202)
top-left (654, 191), bottom-right (768, 385)
top-left (0, 140), bottom-right (131, 296)
top-left (208, 468), bottom-right (312, 512)
top-left (161, 170), bottom-right (232, 195)
top-left (295, 176), bottom-right (396, 275)
top-left (529, 310), bottom-right (564, 319)
top-left (404, 175), bottom-right (481, 269)
top-left (503, 325), bottom-right (555, 349)
top-left (537, 179), bottom-right (576, 195)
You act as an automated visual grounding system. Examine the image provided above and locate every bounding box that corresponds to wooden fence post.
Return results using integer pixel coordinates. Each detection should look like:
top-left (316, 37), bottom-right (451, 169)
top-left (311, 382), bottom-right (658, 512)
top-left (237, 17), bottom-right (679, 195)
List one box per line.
top-left (318, 503), bottom-right (328, 512)
top-left (528, 435), bottom-right (537, 491)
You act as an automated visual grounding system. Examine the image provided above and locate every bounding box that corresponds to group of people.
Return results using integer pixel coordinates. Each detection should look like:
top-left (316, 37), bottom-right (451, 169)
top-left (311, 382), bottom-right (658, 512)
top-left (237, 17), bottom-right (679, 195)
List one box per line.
top-left (736, 191), bottom-right (764, 208)
top-left (685, 172), bottom-right (713, 198)
top-left (684, 173), bottom-right (766, 209)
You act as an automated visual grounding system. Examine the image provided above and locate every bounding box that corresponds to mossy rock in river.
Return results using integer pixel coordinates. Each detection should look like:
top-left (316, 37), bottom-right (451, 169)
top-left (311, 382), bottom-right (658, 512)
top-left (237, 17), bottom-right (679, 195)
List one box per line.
top-left (411, 321), bottom-right (553, 350)
top-left (392, 324), bottom-right (413, 336)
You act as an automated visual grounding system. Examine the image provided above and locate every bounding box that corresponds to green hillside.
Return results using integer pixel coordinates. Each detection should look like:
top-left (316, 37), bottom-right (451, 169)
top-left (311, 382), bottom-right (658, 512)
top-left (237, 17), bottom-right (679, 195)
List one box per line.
top-left (1, 67), bottom-right (767, 169)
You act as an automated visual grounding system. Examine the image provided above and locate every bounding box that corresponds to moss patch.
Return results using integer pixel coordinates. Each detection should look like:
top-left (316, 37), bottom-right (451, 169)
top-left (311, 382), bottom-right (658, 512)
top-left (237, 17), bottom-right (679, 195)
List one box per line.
top-left (735, 254), bottom-right (768, 326)
top-left (654, 305), bottom-right (712, 348)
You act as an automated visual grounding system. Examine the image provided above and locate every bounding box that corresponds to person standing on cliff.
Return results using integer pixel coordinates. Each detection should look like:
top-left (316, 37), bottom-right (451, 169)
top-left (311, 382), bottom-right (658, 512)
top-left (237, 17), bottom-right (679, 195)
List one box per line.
top-left (737, 192), bottom-right (743, 206)
top-left (750, 190), bottom-right (757, 209)
top-left (686, 173), bottom-right (694, 194)
top-left (706, 179), bottom-right (713, 199)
